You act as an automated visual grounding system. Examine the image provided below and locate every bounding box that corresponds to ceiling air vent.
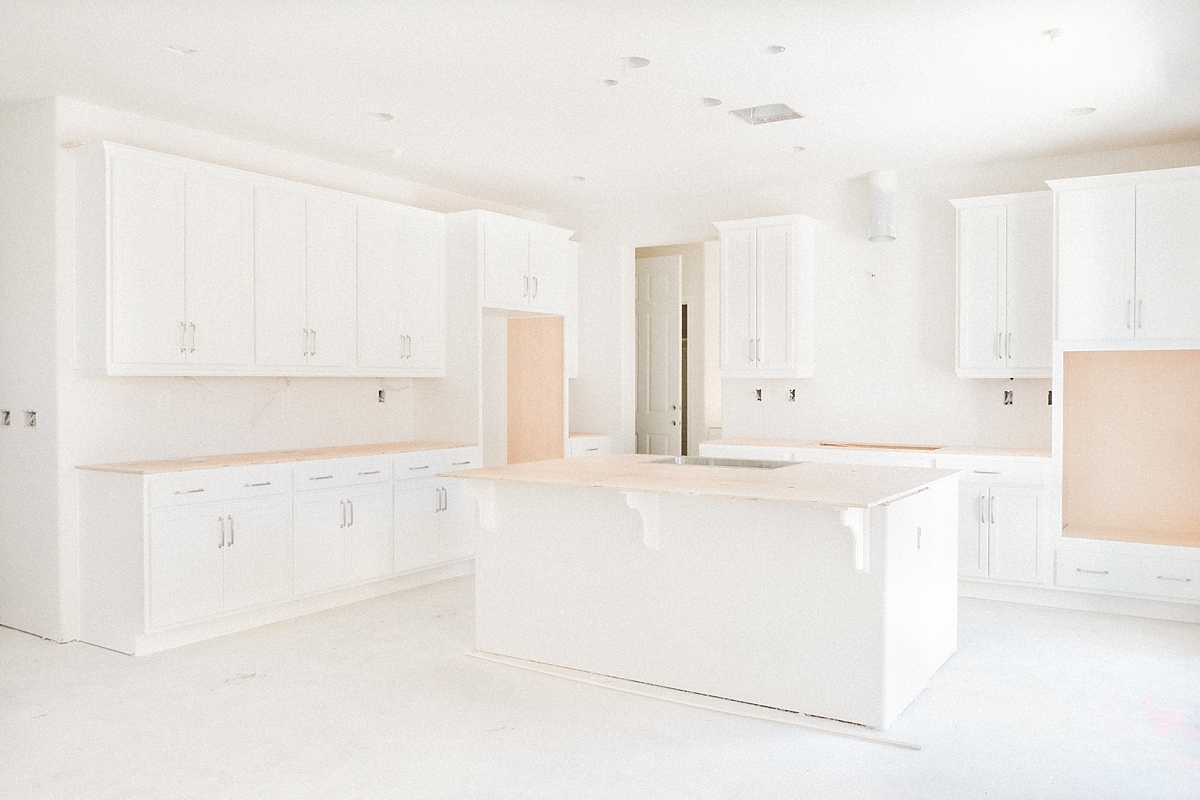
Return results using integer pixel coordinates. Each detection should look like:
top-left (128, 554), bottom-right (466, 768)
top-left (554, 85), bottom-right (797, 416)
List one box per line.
top-left (729, 103), bottom-right (803, 125)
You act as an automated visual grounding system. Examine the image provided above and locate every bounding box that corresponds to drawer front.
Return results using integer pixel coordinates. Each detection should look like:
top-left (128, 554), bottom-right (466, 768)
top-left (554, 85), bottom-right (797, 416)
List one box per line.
top-left (934, 457), bottom-right (1050, 486)
top-left (150, 465), bottom-right (290, 508)
top-left (395, 447), bottom-right (480, 479)
top-left (292, 456), bottom-right (393, 491)
top-left (569, 436), bottom-right (610, 457)
top-left (801, 447), bottom-right (936, 468)
top-left (1056, 548), bottom-right (1200, 602)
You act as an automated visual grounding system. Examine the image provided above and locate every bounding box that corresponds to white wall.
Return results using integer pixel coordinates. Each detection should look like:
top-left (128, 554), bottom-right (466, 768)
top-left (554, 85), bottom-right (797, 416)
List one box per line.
top-left (722, 139), bottom-right (1200, 449)
top-left (0, 100), bottom-right (61, 639)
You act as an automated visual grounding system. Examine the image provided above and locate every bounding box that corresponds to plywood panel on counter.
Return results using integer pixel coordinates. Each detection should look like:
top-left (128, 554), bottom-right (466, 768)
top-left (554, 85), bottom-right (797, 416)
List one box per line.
top-left (1063, 350), bottom-right (1200, 547)
top-left (507, 315), bottom-right (564, 464)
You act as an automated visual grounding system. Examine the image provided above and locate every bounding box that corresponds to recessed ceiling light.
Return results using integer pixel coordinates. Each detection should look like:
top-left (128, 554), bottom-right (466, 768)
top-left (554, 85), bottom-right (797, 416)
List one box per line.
top-left (763, 45), bottom-right (786, 55)
top-left (600, 78), bottom-right (619, 87)
top-left (164, 45), bottom-right (198, 56)
top-left (1067, 106), bottom-right (1096, 116)
top-left (698, 97), bottom-right (722, 107)
top-left (1043, 28), bottom-right (1064, 42)
top-left (622, 56), bottom-right (650, 69)
top-left (365, 112), bottom-right (395, 122)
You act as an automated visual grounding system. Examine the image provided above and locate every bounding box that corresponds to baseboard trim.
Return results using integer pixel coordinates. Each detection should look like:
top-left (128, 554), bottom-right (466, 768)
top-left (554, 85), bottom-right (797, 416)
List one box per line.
top-left (959, 579), bottom-right (1200, 624)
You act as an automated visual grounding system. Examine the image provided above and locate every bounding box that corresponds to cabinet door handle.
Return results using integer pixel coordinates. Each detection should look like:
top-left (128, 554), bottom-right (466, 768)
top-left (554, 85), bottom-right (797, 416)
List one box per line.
top-left (441, 487), bottom-right (448, 512)
top-left (1157, 575), bottom-right (1192, 583)
top-left (407, 334), bottom-right (413, 359)
top-left (181, 321), bottom-right (188, 353)
top-left (979, 494), bottom-right (986, 524)
top-left (973, 470), bottom-right (1001, 475)
top-left (989, 495), bottom-right (996, 525)
top-left (1126, 300), bottom-right (1133, 329)
top-left (997, 332), bottom-right (1003, 361)
top-left (245, 481), bottom-right (272, 487)
top-left (310, 329), bottom-right (317, 356)
top-left (227, 516), bottom-right (235, 547)
top-left (532, 276), bottom-right (538, 298)
top-left (174, 488), bottom-right (206, 495)
top-left (340, 499), bottom-right (346, 528)
top-left (451, 461), bottom-right (471, 466)
top-left (1006, 332), bottom-right (1012, 360)
top-left (218, 516), bottom-right (225, 548)
top-left (584, 447), bottom-right (599, 452)
top-left (524, 275), bottom-right (529, 297)
top-left (1076, 568), bottom-right (1109, 576)
top-left (749, 338), bottom-right (755, 362)
top-left (1137, 300), bottom-right (1143, 329)
top-left (408, 465), bottom-right (430, 471)
top-left (358, 470), bottom-right (380, 476)
top-left (188, 322), bottom-right (196, 353)
top-left (310, 475), bottom-right (334, 481)
top-left (348, 499), bottom-right (354, 527)
top-left (302, 328), bottom-right (309, 357)
top-left (756, 338), bottom-right (762, 362)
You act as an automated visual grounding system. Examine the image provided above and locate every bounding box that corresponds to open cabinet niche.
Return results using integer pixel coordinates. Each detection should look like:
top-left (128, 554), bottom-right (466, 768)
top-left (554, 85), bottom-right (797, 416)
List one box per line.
top-left (482, 311), bottom-right (566, 467)
top-left (1062, 349), bottom-right (1200, 548)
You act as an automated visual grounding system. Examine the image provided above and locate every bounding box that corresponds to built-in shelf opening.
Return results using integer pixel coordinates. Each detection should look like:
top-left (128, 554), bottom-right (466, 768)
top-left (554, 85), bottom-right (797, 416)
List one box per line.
top-left (1062, 349), bottom-right (1200, 548)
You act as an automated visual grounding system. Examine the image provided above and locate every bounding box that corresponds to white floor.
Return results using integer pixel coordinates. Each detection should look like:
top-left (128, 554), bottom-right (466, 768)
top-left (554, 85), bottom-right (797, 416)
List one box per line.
top-left (2, 577), bottom-right (1198, 799)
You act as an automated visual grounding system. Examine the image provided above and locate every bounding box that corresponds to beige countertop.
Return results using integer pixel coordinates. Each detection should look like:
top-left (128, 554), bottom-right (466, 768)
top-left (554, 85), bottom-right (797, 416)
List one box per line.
top-left (708, 438), bottom-right (1051, 460)
top-left (77, 441), bottom-right (477, 475)
top-left (451, 453), bottom-right (959, 509)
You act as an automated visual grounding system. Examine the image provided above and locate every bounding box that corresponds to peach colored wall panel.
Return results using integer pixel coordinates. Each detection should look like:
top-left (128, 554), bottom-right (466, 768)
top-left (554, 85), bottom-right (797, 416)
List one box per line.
top-left (507, 316), bottom-right (565, 464)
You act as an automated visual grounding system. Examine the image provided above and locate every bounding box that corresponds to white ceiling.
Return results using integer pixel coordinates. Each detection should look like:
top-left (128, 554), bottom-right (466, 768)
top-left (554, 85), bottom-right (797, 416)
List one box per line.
top-left (3, 0), bottom-right (1199, 241)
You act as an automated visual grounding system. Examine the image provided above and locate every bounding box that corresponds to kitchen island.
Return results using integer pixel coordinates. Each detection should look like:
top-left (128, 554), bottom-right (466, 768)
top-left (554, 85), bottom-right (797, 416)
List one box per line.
top-left (454, 454), bottom-right (960, 730)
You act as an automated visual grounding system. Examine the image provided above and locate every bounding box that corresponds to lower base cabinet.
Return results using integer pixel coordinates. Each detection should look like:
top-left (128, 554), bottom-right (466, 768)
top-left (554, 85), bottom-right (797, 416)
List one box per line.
top-left (149, 495), bottom-right (292, 630)
top-left (394, 478), bottom-right (476, 572)
top-left (294, 485), bottom-right (393, 595)
top-left (957, 485), bottom-right (1041, 583)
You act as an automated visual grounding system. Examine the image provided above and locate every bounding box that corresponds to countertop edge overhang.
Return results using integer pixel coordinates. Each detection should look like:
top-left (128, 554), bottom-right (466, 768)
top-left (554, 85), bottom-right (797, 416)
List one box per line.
top-left (77, 441), bottom-right (479, 474)
top-left (446, 454), bottom-right (959, 509)
top-left (707, 438), bottom-right (1051, 460)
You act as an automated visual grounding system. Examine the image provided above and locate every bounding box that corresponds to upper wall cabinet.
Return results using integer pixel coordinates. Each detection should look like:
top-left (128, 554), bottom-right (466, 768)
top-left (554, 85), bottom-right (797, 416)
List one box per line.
top-left (462, 210), bottom-right (574, 315)
top-left (950, 192), bottom-right (1052, 378)
top-left (1050, 166), bottom-right (1200, 346)
top-left (713, 215), bottom-right (816, 379)
top-left (74, 141), bottom-right (447, 377)
top-left (356, 200), bottom-right (446, 376)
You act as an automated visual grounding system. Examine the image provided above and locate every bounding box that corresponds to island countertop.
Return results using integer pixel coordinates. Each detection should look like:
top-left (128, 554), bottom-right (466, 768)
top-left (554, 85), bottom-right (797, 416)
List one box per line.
top-left (451, 453), bottom-right (958, 509)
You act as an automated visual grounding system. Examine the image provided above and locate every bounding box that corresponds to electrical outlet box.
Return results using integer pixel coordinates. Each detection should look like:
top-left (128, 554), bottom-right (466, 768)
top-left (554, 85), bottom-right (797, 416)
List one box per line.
top-left (1003, 391), bottom-right (1013, 406)
top-left (25, 410), bottom-right (37, 427)
top-left (378, 390), bottom-right (386, 403)
top-left (1, 410), bottom-right (9, 426)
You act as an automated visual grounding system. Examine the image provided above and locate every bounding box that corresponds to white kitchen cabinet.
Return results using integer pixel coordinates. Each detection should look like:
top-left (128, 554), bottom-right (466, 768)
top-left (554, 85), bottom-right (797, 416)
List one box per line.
top-left (567, 434), bottom-right (611, 457)
top-left (393, 448), bottom-right (481, 572)
top-left (564, 241), bottom-right (580, 379)
top-left (458, 210), bottom-right (573, 315)
top-left (254, 186), bottom-right (357, 370)
top-left (951, 192), bottom-right (1052, 377)
top-left (356, 201), bottom-right (446, 375)
top-left (76, 143), bottom-right (255, 374)
top-left (713, 215), bottom-right (816, 379)
top-left (1051, 166), bottom-right (1200, 346)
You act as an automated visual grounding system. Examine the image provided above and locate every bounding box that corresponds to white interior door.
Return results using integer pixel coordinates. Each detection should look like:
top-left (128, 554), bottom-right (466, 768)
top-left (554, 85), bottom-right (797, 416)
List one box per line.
top-left (636, 255), bottom-right (682, 455)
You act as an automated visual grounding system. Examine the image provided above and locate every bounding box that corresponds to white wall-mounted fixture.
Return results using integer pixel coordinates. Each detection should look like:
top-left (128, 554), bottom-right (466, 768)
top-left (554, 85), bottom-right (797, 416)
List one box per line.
top-left (868, 170), bottom-right (898, 242)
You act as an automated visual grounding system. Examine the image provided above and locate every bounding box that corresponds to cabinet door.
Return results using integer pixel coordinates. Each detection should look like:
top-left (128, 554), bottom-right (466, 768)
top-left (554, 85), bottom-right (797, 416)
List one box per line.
top-left (344, 487), bottom-right (393, 584)
top-left (109, 155), bottom-right (186, 366)
top-left (720, 227), bottom-right (758, 374)
top-left (987, 488), bottom-right (1040, 583)
top-left (1135, 180), bottom-right (1200, 341)
top-left (528, 226), bottom-right (569, 313)
top-left (755, 224), bottom-right (794, 372)
top-left (1056, 186), bottom-right (1136, 341)
top-left (183, 170), bottom-right (255, 367)
top-left (438, 480), bottom-right (477, 563)
top-left (149, 506), bottom-right (224, 629)
top-left (957, 489), bottom-right (988, 579)
top-left (394, 481), bottom-right (441, 572)
top-left (293, 494), bottom-right (348, 595)
top-left (956, 205), bottom-right (1005, 374)
top-left (222, 496), bottom-right (292, 613)
top-left (400, 212), bottom-right (445, 372)
top-left (305, 196), bottom-right (357, 368)
top-left (482, 216), bottom-right (531, 309)
top-left (254, 185), bottom-right (309, 367)
top-left (1003, 198), bottom-right (1053, 373)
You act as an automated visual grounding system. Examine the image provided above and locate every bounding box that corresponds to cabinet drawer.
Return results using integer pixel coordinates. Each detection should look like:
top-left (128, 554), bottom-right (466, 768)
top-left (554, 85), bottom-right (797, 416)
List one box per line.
top-left (150, 465), bottom-right (290, 508)
top-left (395, 448), bottom-right (480, 479)
top-left (1056, 548), bottom-right (1200, 602)
top-left (292, 456), bottom-right (392, 491)
top-left (934, 457), bottom-right (1050, 486)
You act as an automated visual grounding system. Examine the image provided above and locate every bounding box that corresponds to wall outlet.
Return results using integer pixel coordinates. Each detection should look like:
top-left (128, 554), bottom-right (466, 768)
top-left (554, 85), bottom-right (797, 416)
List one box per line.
top-left (24, 410), bottom-right (36, 427)
top-left (378, 390), bottom-right (386, 403)
top-left (1003, 391), bottom-right (1013, 406)
top-left (1, 410), bottom-right (9, 426)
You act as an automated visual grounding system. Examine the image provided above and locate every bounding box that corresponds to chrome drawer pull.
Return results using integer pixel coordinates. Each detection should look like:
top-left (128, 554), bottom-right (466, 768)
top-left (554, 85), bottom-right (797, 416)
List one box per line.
top-left (309, 475), bottom-right (334, 481)
top-left (1157, 575), bottom-right (1192, 583)
top-left (585, 448), bottom-right (600, 452)
top-left (245, 482), bottom-right (272, 487)
top-left (174, 488), bottom-right (205, 495)
top-left (972, 470), bottom-right (1001, 475)
top-left (358, 470), bottom-right (381, 476)
top-left (452, 461), bottom-right (471, 466)
top-left (408, 465), bottom-right (430, 470)
top-left (1076, 568), bottom-right (1109, 576)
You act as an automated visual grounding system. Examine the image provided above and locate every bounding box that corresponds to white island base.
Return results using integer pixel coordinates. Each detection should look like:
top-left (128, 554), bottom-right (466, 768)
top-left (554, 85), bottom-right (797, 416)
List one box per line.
top-left (459, 455), bottom-right (959, 730)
